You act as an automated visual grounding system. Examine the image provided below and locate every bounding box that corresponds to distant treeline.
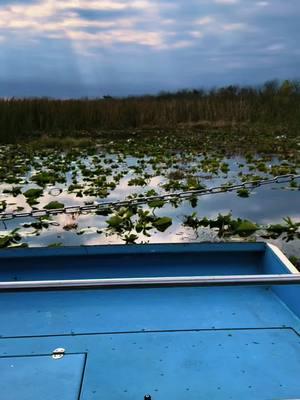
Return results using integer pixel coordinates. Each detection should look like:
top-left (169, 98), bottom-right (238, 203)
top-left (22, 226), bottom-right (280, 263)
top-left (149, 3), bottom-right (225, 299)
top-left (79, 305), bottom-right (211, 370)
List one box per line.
top-left (0, 80), bottom-right (300, 143)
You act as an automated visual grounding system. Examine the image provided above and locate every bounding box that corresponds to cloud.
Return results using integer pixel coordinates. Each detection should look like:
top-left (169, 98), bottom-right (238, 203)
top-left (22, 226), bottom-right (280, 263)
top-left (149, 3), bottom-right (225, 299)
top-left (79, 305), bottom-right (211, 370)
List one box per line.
top-left (0, 0), bottom-right (299, 97)
top-left (213, 0), bottom-right (239, 4)
top-left (168, 40), bottom-right (195, 49)
top-left (65, 29), bottom-right (164, 48)
top-left (256, 1), bottom-right (269, 6)
top-left (222, 22), bottom-right (248, 31)
top-left (0, 0), bottom-right (177, 49)
top-left (190, 31), bottom-right (204, 39)
top-left (266, 43), bottom-right (285, 52)
top-left (57, 1), bottom-right (129, 12)
top-left (195, 16), bottom-right (215, 26)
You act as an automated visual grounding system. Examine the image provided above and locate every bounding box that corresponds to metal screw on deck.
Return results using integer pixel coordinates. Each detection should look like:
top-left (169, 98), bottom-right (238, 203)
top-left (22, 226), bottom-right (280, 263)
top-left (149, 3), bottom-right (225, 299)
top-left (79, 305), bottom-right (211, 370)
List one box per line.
top-left (52, 348), bottom-right (65, 360)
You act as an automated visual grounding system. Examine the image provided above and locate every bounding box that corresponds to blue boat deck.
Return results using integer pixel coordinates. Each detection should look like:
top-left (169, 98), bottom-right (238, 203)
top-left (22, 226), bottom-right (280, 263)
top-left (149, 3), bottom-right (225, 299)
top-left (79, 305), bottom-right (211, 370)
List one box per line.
top-left (1, 243), bottom-right (300, 399)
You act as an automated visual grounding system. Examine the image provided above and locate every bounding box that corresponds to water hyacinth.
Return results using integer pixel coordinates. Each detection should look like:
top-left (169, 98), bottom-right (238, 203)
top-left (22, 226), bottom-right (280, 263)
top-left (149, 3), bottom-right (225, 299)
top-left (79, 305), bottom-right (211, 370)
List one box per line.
top-left (0, 132), bottom-right (298, 261)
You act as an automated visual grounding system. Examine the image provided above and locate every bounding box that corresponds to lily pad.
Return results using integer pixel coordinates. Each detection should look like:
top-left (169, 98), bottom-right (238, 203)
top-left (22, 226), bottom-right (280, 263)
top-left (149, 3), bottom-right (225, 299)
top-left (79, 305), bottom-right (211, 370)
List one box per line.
top-left (44, 201), bottom-right (65, 210)
top-left (23, 188), bottom-right (43, 199)
top-left (237, 188), bottom-right (250, 198)
top-left (148, 199), bottom-right (165, 208)
top-left (153, 217), bottom-right (172, 232)
top-left (0, 228), bottom-right (22, 248)
top-left (234, 220), bottom-right (258, 236)
top-left (106, 215), bottom-right (124, 228)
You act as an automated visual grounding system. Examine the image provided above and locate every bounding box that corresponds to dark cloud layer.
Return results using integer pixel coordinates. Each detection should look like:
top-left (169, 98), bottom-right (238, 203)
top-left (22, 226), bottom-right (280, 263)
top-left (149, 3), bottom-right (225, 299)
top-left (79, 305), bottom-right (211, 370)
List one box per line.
top-left (0, 0), bottom-right (299, 97)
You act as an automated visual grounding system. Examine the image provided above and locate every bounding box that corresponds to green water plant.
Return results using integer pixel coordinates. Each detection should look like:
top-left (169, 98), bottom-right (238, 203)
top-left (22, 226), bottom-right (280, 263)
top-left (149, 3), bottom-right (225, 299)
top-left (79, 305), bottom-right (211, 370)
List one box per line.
top-left (23, 188), bottom-right (43, 206)
top-left (0, 228), bottom-right (25, 248)
top-left (31, 171), bottom-right (66, 187)
top-left (183, 213), bottom-right (259, 238)
top-left (44, 201), bottom-right (65, 210)
top-left (3, 187), bottom-right (22, 197)
top-left (0, 200), bottom-right (7, 212)
top-left (263, 217), bottom-right (300, 241)
top-left (237, 188), bottom-right (250, 198)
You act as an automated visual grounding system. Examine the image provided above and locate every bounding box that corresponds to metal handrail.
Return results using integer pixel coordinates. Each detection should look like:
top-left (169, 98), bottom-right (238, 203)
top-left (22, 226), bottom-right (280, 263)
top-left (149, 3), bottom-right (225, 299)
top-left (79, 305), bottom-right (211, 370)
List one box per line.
top-left (1, 273), bottom-right (300, 292)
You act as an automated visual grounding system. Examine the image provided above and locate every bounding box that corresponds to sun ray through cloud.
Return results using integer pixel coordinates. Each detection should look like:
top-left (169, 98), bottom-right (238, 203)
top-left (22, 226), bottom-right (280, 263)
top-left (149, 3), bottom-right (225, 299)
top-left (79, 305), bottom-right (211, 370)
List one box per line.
top-left (0, 0), bottom-right (298, 96)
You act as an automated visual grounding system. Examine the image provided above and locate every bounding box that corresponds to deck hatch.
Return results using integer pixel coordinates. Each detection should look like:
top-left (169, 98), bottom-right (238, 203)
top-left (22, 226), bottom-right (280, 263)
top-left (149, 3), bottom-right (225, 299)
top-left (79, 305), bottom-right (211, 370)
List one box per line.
top-left (81, 328), bottom-right (300, 400)
top-left (0, 353), bottom-right (85, 400)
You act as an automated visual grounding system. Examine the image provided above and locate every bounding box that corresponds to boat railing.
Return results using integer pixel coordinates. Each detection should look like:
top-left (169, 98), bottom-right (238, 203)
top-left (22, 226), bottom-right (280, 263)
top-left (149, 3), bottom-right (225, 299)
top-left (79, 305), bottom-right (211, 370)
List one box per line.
top-left (1, 273), bottom-right (300, 291)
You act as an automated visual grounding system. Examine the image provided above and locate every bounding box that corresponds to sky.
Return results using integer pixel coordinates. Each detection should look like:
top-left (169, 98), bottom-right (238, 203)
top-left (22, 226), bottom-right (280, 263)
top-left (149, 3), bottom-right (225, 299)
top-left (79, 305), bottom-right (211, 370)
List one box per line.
top-left (0, 0), bottom-right (299, 98)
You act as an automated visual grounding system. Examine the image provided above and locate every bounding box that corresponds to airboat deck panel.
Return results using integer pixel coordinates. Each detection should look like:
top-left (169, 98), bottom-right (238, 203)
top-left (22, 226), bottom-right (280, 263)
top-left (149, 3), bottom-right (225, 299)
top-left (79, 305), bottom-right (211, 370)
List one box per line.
top-left (1, 242), bottom-right (300, 400)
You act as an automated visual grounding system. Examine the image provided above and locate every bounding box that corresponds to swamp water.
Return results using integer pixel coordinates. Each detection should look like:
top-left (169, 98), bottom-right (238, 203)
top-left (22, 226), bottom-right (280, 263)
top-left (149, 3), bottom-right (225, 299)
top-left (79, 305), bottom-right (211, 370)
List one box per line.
top-left (0, 144), bottom-right (299, 259)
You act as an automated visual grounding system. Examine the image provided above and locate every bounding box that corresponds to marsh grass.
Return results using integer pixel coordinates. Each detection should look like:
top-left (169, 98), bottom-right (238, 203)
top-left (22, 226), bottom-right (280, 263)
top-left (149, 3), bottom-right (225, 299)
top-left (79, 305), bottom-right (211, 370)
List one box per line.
top-left (1, 80), bottom-right (300, 144)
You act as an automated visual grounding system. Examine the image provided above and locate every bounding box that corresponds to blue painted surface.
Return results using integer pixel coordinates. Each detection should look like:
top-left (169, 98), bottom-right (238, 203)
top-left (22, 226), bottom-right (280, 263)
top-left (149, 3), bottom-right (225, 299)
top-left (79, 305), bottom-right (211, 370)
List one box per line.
top-left (1, 242), bottom-right (300, 399)
top-left (263, 245), bottom-right (300, 319)
top-left (1, 354), bottom-right (85, 400)
top-left (0, 242), bottom-right (265, 281)
top-left (1, 329), bottom-right (300, 400)
top-left (1, 286), bottom-right (300, 337)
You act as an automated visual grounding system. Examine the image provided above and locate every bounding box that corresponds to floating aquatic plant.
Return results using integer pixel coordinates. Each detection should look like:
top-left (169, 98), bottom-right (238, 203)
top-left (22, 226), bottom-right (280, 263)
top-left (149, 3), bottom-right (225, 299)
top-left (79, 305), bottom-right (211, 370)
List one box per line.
top-left (237, 188), bottom-right (250, 198)
top-left (0, 229), bottom-right (27, 248)
top-left (44, 201), bottom-right (65, 210)
top-left (183, 213), bottom-right (259, 238)
top-left (0, 131), bottom-right (298, 250)
top-left (23, 188), bottom-right (44, 206)
top-left (3, 187), bottom-right (22, 197)
top-left (262, 217), bottom-right (300, 241)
